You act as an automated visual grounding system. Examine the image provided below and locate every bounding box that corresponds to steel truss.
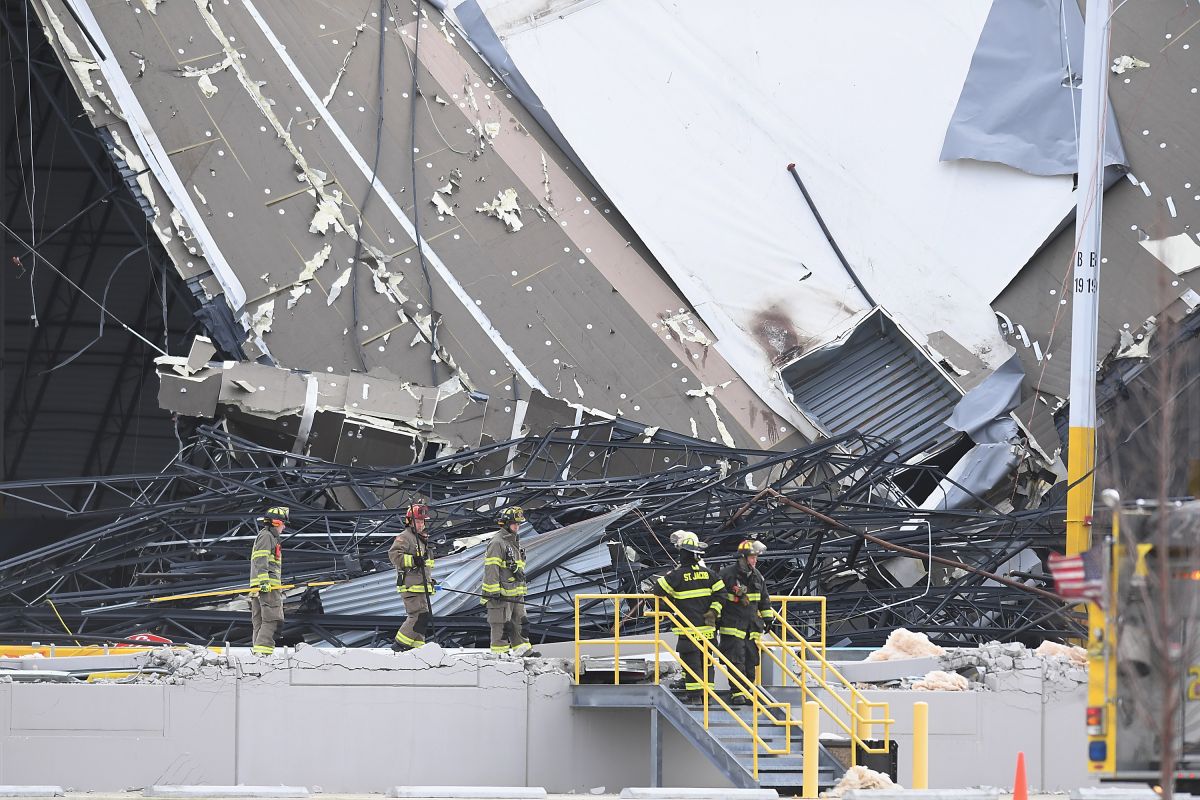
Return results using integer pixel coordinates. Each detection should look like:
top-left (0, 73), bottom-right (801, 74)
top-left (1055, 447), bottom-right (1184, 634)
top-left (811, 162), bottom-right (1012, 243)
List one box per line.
top-left (0, 421), bottom-right (1078, 649)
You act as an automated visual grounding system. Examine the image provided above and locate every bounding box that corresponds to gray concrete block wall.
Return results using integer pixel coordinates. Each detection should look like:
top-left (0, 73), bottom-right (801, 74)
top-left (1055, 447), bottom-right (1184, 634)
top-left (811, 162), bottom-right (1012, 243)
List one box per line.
top-left (0, 681), bottom-right (235, 790)
top-left (0, 648), bottom-right (1091, 793)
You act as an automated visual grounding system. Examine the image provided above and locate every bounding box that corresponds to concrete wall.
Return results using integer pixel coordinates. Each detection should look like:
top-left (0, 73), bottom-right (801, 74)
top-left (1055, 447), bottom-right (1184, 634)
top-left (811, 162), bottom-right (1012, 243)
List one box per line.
top-left (0, 647), bottom-right (726, 793)
top-left (0, 646), bottom-right (1090, 793)
top-left (803, 662), bottom-right (1094, 792)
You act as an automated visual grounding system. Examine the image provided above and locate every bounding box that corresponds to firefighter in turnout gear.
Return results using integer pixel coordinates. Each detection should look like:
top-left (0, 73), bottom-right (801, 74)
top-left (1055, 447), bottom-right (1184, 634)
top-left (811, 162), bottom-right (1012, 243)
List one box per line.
top-left (718, 539), bottom-right (773, 704)
top-left (249, 506), bottom-right (288, 655)
top-left (481, 506), bottom-right (538, 655)
top-left (390, 502), bottom-right (435, 652)
top-left (651, 530), bottom-right (725, 703)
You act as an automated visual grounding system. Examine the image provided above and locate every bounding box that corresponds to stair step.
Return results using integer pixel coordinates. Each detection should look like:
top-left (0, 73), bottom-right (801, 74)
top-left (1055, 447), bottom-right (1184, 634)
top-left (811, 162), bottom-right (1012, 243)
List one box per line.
top-left (755, 771), bottom-right (837, 788)
top-left (738, 756), bottom-right (809, 771)
top-left (721, 740), bottom-right (793, 754)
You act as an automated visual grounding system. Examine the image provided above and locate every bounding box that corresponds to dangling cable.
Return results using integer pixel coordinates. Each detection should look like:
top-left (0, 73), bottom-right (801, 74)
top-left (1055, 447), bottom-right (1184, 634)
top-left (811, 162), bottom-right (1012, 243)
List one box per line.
top-left (347, 0), bottom-right (388, 372)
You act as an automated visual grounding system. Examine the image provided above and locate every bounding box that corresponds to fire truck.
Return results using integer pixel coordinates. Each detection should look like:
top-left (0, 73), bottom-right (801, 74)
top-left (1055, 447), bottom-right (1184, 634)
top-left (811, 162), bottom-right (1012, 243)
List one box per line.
top-left (1087, 496), bottom-right (1200, 793)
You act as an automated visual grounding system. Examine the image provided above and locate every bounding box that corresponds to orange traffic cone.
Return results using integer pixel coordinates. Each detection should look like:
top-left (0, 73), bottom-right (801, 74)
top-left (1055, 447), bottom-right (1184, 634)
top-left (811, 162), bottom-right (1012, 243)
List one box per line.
top-left (1013, 751), bottom-right (1028, 800)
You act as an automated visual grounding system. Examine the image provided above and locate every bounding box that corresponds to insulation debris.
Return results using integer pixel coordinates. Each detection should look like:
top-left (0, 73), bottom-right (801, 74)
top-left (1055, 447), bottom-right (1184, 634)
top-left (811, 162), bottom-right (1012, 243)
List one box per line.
top-left (310, 189), bottom-right (352, 236)
top-left (1034, 640), bottom-right (1087, 664)
top-left (327, 268), bottom-right (353, 305)
top-left (686, 380), bottom-right (736, 446)
top-left (826, 766), bottom-right (899, 798)
top-left (432, 192), bottom-right (455, 216)
top-left (540, 151), bottom-right (554, 209)
top-left (865, 628), bottom-right (946, 662)
top-left (660, 310), bottom-right (713, 347)
top-left (1113, 316), bottom-right (1157, 361)
top-left (322, 23), bottom-right (367, 106)
top-left (369, 263), bottom-right (407, 303)
top-left (912, 669), bottom-right (969, 691)
top-left (476, 188), bottom-right (524, 232)
top-left (298, 243), bottom-right (332, 283)
top-left (287, 285), bottom-right (306, 310)
top-left (250, 299), bottom-right (276, 337)
top-left (180, 56), bottom-right (234, 99)
top-left (1111, 54), bottom-right (1149, 74)
top-left (1138, 232), bottom-right (1200, 275)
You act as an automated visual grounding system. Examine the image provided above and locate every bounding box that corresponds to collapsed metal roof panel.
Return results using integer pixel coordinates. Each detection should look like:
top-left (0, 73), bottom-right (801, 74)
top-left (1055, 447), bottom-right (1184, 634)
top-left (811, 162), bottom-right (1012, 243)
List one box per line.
top-left (30, 0), bottom-right (810, 454)
top-left (992, 0), bottom-right (1200, 405)
top-left (780, 310), bottom-right (963, 460)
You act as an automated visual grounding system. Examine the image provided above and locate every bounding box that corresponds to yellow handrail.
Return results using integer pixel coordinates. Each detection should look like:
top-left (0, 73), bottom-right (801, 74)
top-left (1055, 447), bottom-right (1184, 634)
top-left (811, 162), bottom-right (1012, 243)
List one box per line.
top-left (765, 614), bottom-right (893, 760)
top-left (572, 592), bottom-right (899, 776)
top-left (573, 593), bottom-right (792, 778)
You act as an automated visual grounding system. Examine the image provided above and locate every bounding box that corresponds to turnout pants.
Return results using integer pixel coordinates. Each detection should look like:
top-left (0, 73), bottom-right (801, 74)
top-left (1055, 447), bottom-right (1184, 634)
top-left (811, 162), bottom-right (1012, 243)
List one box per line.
top-left (675, 633), bottom-right (713, 693)
top-left (718, 629), bottom-right (759, 698)
top-left (250, 591), bottom-right (283, 654)
top-left (486, 598), bottom-right (528, 653)
top-left (394, 593), bottom-right (431, 648)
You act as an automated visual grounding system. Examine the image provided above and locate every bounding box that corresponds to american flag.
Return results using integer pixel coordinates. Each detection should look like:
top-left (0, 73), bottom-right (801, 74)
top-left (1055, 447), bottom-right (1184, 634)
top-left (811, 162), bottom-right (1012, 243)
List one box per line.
top-left (1048, 545), bottom-right (1106, 604)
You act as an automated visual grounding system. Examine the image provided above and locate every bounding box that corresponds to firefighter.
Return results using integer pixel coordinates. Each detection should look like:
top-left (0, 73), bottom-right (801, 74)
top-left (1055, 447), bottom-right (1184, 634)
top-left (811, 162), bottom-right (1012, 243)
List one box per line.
top-left (390, 502), bottom-right (435, 652)
top-left (249, 506), bottom-right (288, 656)
top-left (651, 530), bottom-right (724, 703)
top-left (481, 506), bottom-right (538, 656)
top-left (718, 539), bottom-right (773, 704)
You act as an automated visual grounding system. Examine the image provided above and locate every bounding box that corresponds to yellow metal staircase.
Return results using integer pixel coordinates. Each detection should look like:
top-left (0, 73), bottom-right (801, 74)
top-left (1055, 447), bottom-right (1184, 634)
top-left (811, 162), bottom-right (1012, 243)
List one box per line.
top-left (572, 594), bottom-right (893, 794)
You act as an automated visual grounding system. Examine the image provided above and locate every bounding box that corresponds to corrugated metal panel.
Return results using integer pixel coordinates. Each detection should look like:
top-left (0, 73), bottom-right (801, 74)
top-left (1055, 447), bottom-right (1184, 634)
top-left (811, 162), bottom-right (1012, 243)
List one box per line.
top-left (780, 310), bottom-right (963, 459)
top-left (319, 503), bottom-right (633, 618)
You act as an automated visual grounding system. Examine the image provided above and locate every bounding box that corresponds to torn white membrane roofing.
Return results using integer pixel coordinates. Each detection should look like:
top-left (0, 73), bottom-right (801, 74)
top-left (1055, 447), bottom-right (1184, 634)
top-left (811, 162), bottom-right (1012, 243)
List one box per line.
top-left (477, 0), bottom-right (1081, 387)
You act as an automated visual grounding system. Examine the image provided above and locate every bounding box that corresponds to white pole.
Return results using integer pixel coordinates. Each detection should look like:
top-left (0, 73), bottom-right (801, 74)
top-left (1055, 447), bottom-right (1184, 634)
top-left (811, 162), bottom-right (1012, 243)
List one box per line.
top-left (1067, 0), bottom-right (1113, 556)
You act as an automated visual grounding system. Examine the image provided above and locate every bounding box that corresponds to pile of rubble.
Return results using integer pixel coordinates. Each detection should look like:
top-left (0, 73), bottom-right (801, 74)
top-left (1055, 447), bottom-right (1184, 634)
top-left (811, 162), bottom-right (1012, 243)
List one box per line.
top-left (858, 629), bottom-right (1089, 692)
top-left (120, 645), bottom-right (229, 684)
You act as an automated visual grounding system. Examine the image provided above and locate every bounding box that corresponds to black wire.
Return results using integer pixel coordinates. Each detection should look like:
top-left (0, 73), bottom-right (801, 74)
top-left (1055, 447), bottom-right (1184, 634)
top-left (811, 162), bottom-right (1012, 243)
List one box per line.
top-left (38, 245), bottom-right (148, 375)
top-left (347, 0), bottom-right (388, 373)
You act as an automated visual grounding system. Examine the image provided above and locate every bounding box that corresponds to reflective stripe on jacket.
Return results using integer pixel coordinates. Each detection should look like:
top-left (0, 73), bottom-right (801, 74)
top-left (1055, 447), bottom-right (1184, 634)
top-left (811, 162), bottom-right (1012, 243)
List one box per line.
top-left (652, 561), bottom-right (724, 636)
top-left (388, 529), bottom-right (435, 594)
top-left (250, 526), bottom-right (283, 591)
top-left (481, 531), bottom-right (526, 601)
top-left (717, 562), bottom-right (772, 637)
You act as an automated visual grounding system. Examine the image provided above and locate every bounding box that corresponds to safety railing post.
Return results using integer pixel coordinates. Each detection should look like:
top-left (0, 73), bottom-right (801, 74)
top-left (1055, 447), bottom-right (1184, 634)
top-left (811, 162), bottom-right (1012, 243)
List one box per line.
top-left (653, 597), bottom-right (661, 685)
top-left (753, 693), bottom-right (760, 779)
top-left (913, 701), bottom-right (929, 789)
top-left (819, 596), bottom-right (827, 684)
top-left (614, 598), bottom-right (621, 685)
top-left (802, 700), bottom-right (819, 799)
top-left (702, 641), bottom-right (710, 728)
top-left (574, 595), bottom-right (581, 684)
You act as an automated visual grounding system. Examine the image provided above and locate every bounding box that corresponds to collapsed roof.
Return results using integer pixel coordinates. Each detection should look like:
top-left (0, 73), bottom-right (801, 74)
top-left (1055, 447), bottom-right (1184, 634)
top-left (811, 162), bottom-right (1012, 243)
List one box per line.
top-left (4, 0), bottom-right (1200, 645)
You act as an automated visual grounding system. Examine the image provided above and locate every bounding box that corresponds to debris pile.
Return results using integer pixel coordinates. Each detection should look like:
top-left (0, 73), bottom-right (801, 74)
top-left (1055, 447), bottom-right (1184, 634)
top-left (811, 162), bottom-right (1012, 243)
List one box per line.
top-left (826, 765), bottom-right (900, 798)
top-left (127, 645), bottom-right (229, 684)
top-left (935, 640), bottom-right (1088, 691)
